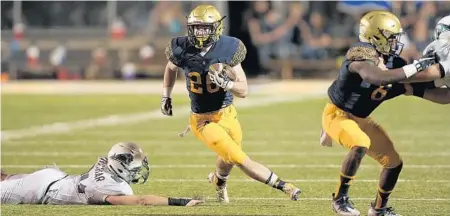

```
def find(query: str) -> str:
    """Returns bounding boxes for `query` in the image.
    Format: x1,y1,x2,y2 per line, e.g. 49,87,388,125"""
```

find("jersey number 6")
188,72,220,94
371,86,388,101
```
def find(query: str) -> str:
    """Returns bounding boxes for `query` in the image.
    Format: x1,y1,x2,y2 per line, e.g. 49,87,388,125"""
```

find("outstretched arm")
105,195,202,206
349,55,437,86
349,61,411,86
403,63,446,83
345,43,437,86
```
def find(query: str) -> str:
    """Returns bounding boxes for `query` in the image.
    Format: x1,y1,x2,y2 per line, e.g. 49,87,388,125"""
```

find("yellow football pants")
189,105,248,165
322,102,402,168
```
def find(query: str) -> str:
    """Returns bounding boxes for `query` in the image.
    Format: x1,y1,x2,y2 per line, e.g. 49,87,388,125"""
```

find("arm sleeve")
229,40,247,67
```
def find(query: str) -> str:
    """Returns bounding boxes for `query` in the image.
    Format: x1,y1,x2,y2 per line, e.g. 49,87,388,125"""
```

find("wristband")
168,197,191,206
402,63,418,78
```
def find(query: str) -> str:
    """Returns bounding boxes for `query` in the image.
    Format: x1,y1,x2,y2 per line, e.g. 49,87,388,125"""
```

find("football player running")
161,5,301,203
320,11,449,216
1,142,202,206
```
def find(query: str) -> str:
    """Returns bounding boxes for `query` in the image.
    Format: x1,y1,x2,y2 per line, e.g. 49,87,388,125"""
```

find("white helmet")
434,15,450,40
107,142,150,184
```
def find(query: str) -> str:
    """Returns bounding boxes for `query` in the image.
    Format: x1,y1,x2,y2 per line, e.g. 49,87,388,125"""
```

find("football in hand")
209,63,237,81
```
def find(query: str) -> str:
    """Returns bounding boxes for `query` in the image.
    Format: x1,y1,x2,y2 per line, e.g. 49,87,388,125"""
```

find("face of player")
188,24,216,49
193,25,213,40
130,156,150,184
387,33,404,56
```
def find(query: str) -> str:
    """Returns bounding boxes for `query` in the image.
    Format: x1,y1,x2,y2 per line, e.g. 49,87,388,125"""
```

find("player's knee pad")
378,151,402,168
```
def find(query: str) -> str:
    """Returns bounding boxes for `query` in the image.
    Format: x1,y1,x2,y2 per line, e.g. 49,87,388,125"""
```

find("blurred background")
1,1,449,82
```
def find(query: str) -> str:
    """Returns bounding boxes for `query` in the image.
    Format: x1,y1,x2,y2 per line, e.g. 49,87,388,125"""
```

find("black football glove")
413,51,438,72
161,97,173,116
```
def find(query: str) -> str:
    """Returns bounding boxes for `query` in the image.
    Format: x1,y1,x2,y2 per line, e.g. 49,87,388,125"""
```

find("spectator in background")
398,32,421,63
298,11,331,59
147,2,185,37
392,1,445,62
247,1,302,69
412,2,436,51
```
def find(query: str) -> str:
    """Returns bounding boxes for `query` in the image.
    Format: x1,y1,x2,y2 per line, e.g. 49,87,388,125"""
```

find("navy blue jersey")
328,42,435,118
165,36,246,113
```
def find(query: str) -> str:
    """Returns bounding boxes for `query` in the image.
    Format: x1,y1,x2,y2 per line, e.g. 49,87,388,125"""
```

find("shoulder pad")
164,37,186,67
345,42,380,65
229,39,247,67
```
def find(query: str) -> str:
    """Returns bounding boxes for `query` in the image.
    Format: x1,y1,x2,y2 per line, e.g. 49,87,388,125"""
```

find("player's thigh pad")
0,168,66,204
360,119,402,168
201,122,248,165
217,105,243,146
322,103,371,149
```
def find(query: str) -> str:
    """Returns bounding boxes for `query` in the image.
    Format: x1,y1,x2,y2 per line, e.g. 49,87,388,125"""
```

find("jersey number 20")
188,72,220,94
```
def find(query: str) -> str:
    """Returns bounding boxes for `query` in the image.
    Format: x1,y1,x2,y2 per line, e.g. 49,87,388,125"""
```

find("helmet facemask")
434,23,450,40
372,29,405,56
130,157,150,184
187,17,225,49
109,153,150,184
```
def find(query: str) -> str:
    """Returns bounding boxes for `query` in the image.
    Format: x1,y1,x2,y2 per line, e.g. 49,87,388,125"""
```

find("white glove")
208,71,234,91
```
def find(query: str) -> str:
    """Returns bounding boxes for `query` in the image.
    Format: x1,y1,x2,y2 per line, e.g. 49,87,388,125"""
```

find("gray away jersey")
423,39,450,87
42,157,133,205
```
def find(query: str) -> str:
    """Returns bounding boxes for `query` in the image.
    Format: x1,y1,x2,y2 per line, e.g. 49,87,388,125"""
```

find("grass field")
1,91,450,216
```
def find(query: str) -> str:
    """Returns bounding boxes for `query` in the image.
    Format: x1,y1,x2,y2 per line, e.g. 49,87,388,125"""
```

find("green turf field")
1,93,449,216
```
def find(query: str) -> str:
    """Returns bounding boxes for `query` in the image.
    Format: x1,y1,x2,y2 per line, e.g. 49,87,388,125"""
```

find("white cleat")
332,194,361,216
282,182,302,201
208,172,230,203
320,128,333,147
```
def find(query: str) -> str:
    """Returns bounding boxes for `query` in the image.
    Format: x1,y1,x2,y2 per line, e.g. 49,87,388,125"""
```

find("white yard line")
3,164,450,169
226,197,450,201
2,151,450,157
149,179,450,183
3,130,447,138
4,139,444,147
1,92,325,141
